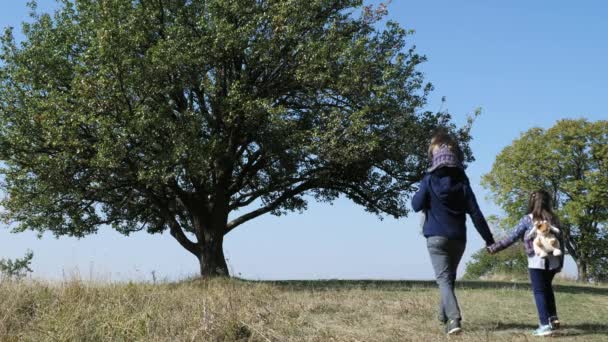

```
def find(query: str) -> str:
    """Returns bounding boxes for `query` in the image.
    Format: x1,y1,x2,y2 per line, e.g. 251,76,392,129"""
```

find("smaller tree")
482,119,608,282
463,244,527,281
587,237,608,282
0,250,33,280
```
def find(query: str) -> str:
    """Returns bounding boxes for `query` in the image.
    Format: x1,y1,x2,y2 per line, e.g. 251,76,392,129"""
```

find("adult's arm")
411,175,429,213
464,184,495,245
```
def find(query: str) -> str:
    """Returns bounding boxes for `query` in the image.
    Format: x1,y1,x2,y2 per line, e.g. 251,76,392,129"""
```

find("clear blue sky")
1,1,606,281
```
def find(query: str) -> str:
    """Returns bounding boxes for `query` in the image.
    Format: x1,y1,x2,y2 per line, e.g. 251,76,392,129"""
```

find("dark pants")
427,236,466,322
529,268,558,326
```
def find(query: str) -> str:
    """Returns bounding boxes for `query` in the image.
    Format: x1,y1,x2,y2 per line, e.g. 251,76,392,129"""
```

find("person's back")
424,167,468,239
413,166,494,244
411,131,494,336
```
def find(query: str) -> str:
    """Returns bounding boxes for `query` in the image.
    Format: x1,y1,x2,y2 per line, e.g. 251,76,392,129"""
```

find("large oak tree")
483,119,608,281
1,0,472,276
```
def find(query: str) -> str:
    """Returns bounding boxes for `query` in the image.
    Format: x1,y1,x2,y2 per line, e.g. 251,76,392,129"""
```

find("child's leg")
545,270,558,318
529,268,552,326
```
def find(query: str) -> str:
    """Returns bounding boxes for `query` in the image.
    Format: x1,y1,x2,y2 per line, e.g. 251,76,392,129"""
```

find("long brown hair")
527,190,555,223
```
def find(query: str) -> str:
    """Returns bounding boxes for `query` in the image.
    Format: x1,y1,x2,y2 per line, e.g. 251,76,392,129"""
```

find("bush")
463,244,527,280
0,250,33,280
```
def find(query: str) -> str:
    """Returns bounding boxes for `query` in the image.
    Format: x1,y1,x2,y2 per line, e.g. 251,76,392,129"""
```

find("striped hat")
428,145,463,172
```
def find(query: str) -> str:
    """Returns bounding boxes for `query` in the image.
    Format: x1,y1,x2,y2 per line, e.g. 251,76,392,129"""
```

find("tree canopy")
483,119,608,282
1,0,472,276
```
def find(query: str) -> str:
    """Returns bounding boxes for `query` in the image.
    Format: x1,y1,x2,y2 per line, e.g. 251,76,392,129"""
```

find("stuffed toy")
527,220,562,258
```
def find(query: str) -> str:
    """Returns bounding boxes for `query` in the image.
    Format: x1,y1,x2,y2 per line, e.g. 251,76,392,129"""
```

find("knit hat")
428,144,463,172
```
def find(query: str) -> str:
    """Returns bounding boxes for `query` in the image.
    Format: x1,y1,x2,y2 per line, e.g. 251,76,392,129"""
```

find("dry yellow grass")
0,278,606,341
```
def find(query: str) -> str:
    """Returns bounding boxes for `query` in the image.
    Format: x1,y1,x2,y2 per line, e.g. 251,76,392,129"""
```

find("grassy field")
0,278,607,341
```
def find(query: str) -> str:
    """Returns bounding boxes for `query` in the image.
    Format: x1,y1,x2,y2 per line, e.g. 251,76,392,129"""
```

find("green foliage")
0,250,33,280
0,0,472,275
463,244,527,280
482,119,608,281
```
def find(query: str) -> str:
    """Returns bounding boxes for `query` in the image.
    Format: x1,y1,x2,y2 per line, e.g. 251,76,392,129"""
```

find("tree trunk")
576,259,588,282
198,233,229,277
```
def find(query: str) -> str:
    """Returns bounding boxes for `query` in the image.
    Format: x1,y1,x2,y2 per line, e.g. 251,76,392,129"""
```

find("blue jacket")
411,167,494,245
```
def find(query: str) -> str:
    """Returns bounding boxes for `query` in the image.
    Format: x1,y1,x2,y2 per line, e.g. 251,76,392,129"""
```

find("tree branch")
167,216,199,257
228,165,332,211
228,148,266,195
225,181,316,233
149,192,200,257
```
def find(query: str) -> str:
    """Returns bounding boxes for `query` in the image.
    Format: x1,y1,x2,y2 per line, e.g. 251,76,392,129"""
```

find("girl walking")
487,190,563,337
412,131,495,335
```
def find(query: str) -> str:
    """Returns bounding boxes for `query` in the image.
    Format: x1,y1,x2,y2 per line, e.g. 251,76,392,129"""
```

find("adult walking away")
411,131,495,335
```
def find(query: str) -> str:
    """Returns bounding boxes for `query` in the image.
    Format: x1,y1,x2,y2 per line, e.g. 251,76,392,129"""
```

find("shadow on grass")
492,322,608,337
562,323,608,337
492,322,537,330
246,279,608,295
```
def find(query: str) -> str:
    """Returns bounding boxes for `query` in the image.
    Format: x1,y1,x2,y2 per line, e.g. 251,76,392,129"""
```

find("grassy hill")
1,278,607,341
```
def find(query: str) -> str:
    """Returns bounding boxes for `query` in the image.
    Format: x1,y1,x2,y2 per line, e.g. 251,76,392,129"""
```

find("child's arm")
464,184,495,245
487,216,529,254
411,175,429,213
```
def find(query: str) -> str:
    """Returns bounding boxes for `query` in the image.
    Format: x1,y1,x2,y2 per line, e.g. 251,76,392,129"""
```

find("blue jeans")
427,236,466,321
529,268,558,325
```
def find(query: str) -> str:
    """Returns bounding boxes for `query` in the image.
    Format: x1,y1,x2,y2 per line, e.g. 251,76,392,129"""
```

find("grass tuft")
0,278,606,341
